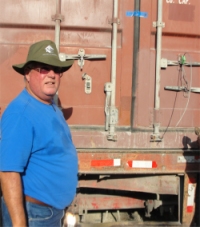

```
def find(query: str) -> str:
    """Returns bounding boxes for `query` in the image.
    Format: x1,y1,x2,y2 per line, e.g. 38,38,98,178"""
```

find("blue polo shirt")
0,89,78,209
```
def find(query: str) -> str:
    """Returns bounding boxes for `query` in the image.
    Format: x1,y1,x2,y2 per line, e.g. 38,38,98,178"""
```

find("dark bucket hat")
12,40,74,75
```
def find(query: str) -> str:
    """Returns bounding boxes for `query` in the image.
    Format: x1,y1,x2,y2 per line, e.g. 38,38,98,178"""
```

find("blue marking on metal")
126,11,148,18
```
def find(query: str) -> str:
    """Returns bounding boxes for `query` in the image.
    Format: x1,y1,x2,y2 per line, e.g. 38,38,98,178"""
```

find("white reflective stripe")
132,161,153,168
187,183,195,206
113,159,121,166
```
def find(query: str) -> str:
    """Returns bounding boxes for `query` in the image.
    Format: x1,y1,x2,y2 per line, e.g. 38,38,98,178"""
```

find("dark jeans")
1,197,64,227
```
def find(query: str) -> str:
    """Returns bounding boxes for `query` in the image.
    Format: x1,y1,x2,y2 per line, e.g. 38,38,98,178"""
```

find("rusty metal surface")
0,0,200,149
78,175,179,195
74,194,145,211
71,129,200,149
76,222,189,227
77,149,200,174
137,0,200,128
0,0,131,127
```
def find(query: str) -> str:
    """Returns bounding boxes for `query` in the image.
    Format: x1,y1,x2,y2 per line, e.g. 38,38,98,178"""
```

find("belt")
25,195,51,207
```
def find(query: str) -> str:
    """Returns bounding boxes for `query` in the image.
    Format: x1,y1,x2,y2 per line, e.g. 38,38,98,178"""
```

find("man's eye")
38,66,61,75
54,68,61,74
40,67,50,73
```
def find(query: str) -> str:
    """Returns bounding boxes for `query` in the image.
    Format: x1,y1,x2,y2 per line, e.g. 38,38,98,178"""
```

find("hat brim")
12,59,74,75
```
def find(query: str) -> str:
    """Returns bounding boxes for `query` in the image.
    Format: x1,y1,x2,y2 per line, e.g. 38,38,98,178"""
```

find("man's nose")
48,70,56,77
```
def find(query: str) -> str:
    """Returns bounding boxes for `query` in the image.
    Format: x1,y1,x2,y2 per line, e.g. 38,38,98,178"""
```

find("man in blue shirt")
0,40,78,227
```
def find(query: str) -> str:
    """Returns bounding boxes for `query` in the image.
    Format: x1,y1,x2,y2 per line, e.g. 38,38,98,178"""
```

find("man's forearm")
0,172,27,227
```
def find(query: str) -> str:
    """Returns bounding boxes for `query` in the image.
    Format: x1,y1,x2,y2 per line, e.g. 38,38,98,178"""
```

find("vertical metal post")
131,0,140,131
151,0,164,142
54,0,61,51
111,0,118,106
53,0,62,106
106,0,119,141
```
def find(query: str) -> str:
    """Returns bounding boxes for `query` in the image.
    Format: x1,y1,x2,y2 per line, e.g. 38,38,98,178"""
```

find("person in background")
0,40,78,227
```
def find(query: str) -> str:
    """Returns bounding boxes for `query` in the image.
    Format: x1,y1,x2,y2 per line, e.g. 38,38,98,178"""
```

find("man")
0,40,78,227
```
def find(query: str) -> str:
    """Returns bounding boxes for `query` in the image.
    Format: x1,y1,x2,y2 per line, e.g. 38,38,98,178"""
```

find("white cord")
175,54,192,127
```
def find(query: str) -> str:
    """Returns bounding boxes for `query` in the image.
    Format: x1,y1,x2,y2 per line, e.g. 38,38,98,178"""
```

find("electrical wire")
162,53,193,139
175,53,192,127
161,70,179,139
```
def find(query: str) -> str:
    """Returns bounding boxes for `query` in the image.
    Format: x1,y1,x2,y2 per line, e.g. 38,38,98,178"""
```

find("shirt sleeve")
0,112,33,172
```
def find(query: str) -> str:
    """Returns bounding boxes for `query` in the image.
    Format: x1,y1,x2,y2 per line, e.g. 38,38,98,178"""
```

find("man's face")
25,63,62,104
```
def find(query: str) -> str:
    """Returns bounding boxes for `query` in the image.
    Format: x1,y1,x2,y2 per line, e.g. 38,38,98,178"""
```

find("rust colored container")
0,0,199,226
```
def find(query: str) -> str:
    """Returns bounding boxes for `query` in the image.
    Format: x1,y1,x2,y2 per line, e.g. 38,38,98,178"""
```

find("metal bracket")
51,14,64,22
108,17,120,25
104,83,118,141
109,107,118,125
150,134,162,142
104,83,113,131
161,58,200,69
153,21,165,28
164,86,200,93
59,49,106,70
106,106,118,141
82,73,92,94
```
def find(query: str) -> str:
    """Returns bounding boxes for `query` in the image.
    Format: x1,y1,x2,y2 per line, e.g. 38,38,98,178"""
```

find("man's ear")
24,72,30,82
24,68,30,82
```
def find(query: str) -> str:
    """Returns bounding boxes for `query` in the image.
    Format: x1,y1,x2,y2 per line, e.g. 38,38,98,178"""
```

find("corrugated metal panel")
0,0,200,148
0,0,133,127
137,0,200,128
